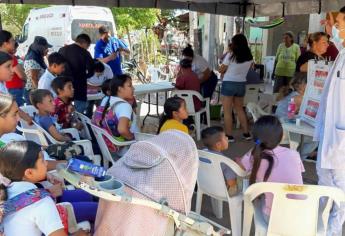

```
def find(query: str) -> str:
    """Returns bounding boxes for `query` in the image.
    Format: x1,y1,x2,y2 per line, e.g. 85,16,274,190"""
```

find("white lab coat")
314,48,345,169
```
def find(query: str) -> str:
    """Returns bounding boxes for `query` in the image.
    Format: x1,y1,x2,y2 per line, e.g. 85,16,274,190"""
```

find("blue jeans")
8,88,24,107
74,100,88,115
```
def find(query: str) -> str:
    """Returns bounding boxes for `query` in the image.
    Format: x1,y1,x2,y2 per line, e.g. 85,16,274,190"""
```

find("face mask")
332,25,345,50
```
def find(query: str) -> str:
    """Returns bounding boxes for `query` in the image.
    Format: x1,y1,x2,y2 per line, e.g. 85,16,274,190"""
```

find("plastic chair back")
262,56,275,80
172,90,198,114
75,112,93,140
243,182,345,236
244,85,260,105
17,125,49,146
88,121,135,168
246,102,269,122
197,150,247,199
20,105,37,117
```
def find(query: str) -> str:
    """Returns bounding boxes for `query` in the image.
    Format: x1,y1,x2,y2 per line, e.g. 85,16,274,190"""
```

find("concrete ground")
138,100,323,235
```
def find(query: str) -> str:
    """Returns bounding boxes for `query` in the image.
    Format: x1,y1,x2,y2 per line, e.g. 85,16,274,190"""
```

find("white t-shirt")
192,55,210,79
4,182,64,236
0,81,8,94
38,69,56,97
111,96,138,133
87,63,113,86
0,133,54,161
222,53,253,82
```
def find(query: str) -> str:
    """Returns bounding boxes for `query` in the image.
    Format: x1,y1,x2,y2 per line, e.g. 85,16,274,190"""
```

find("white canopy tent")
4,0,345,17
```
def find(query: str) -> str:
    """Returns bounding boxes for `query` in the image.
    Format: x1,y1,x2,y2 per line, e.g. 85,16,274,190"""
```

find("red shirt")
53,97,72,129
6,56,24,89
175,69,202,112
323,43,339,61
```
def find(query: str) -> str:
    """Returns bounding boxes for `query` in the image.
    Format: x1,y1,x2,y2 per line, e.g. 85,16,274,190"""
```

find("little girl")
0,93,97,228
157,96,189,134
0,141,88,236
238,115,305,221
92,75,138,157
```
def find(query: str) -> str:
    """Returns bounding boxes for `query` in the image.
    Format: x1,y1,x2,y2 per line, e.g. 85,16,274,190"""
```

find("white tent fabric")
5,0,345,16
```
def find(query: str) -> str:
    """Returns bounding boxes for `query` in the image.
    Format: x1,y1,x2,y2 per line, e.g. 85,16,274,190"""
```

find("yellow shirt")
159,119,189,134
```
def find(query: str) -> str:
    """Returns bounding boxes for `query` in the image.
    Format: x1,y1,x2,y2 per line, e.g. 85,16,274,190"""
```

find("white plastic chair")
171,90,210,140
17,126,49,146
244,84,261,106
147,65,169,82
262,56,275,81
88,122,136,169
196,150,248,236
20,104,37,117
243,182,345,236
17,124,100,165
246,102,270,122
20,105,81,140
74,112,93,140
56,202,91,234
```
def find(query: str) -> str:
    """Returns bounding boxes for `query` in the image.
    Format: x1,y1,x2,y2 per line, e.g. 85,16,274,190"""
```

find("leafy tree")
0,4,47,35
111,7,159,48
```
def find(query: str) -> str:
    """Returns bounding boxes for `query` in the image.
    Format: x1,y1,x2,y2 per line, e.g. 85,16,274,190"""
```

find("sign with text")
299,60,332,126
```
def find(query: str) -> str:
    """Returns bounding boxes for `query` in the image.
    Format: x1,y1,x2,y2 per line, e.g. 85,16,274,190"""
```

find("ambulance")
16,5,116,57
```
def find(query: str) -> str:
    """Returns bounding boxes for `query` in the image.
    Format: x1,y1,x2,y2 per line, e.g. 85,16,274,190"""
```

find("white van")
16,5,116,58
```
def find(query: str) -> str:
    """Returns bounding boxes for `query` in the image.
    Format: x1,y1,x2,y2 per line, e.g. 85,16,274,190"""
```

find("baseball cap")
33,36,52,48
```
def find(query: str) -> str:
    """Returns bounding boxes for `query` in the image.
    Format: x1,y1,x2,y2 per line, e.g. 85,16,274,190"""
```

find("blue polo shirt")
94,37,128,76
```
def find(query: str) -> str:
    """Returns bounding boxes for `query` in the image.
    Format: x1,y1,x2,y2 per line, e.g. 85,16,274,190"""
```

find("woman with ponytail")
238,115,305,220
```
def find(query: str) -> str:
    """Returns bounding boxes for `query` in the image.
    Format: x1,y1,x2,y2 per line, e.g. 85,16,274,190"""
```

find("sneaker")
242,133,252,141
227,135,235,143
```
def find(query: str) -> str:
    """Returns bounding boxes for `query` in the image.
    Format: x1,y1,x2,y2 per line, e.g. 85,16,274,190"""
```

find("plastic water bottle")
287,98,296,120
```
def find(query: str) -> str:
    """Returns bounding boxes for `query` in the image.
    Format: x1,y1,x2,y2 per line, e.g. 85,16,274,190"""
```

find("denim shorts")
221,81,246,97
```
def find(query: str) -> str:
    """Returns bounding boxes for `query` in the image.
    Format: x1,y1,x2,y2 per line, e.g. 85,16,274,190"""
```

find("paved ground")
138,101,321,235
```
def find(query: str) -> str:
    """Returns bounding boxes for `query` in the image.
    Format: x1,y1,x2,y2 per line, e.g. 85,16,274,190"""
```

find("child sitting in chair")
51,76,83,130
31,89,72,142
201,126,239,197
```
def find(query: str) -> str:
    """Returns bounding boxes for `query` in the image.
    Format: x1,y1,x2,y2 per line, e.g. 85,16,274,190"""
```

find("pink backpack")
92,100,133,153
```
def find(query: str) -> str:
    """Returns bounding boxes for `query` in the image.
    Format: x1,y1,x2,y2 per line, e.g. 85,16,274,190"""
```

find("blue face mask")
332,25,345,50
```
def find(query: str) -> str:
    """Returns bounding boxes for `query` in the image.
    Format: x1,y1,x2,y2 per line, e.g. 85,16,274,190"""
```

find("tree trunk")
125,26,132,52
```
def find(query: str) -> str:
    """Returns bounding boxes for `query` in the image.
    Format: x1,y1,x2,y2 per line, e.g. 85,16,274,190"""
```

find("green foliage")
0,4,48,35
111,7,159,36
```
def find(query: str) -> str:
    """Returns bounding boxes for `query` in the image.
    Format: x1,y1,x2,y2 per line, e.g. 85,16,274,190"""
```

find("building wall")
266,14,310,56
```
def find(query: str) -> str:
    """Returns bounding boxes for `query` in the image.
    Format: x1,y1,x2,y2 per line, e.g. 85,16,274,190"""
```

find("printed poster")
299,60,332,126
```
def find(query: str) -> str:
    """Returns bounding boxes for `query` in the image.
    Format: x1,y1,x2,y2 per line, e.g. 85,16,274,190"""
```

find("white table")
134,82,175,126
87,81,174,101
282,121,315,137
282,121,316,159
87,82,175,127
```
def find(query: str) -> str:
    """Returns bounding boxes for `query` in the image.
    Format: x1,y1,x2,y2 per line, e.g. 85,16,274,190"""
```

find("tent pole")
242,16,245,34
282,2,286,17
318,0,322,14
253,4,256,18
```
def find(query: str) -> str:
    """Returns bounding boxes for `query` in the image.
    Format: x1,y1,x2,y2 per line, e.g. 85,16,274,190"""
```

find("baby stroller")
58,130,230,235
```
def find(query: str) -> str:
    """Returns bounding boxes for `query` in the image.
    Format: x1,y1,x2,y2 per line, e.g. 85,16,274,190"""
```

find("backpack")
1,188,69,234
46,141,85,161
92,100,134,152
